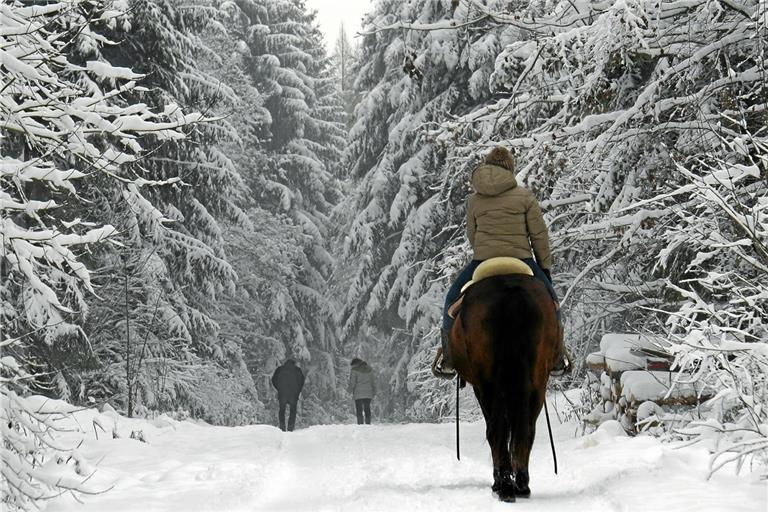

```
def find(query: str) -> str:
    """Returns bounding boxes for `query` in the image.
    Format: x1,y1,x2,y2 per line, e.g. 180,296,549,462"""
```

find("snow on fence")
586,334,711,433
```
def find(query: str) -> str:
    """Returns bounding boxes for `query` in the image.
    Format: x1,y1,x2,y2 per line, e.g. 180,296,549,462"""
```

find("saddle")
448,257,533,319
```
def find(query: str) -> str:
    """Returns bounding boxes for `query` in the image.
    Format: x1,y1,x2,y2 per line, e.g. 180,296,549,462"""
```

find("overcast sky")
306,0,373,49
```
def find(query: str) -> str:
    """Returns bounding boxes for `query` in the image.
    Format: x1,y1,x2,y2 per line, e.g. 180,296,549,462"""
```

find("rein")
456,376,461,460
544,399,558,474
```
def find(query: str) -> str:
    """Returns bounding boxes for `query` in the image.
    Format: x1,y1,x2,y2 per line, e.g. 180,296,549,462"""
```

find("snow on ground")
47,402,766,512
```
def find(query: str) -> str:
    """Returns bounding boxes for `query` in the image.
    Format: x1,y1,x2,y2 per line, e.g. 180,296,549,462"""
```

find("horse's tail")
489,279,541,456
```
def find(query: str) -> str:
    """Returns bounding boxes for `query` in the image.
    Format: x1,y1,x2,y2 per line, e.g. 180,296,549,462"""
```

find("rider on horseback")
434,146,572,379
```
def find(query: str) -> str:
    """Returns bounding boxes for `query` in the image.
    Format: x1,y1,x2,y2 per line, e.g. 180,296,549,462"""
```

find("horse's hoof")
494,488,516,503
513,469,530,497
492,480,517,502
514,484,531,498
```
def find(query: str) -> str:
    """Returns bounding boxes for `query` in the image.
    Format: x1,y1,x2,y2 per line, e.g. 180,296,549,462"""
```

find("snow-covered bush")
1,357,99,510
653,133,768,476
586,131,767,471
668,334,768,477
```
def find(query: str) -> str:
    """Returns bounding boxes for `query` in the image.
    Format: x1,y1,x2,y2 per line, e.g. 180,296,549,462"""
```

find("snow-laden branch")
1,0,213,346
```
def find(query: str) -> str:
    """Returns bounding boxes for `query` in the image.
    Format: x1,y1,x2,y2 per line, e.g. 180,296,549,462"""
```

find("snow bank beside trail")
579,419,627,448
43,400,766,512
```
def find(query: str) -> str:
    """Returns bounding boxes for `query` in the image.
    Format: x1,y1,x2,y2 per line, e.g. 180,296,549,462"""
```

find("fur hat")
484,146,515,172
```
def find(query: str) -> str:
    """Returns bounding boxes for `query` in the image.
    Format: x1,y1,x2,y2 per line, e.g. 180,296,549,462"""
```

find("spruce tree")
211,0,350,422
0,0,237,504
25,0,258,422
337,0,502,418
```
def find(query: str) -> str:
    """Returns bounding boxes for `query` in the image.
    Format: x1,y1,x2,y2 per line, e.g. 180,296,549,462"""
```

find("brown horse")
448,273,560,503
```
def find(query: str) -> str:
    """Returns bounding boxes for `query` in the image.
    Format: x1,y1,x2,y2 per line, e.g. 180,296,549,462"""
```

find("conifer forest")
1,0,766,509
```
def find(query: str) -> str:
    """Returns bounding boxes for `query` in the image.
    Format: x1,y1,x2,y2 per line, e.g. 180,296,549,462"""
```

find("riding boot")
431,328,456,379
550,348,572,377
550,313,572,377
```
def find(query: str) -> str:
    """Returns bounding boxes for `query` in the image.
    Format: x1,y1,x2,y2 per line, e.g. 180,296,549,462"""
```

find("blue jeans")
442,258,559,330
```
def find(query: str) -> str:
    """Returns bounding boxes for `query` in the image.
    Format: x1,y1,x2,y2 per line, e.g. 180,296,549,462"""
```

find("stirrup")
431,349,456,380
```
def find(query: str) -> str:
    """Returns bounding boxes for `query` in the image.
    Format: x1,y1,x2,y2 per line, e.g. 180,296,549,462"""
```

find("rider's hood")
471,164,518,196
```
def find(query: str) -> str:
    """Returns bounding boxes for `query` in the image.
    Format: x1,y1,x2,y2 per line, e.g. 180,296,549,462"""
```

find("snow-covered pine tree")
60,0,264,423
433,0,765,357
0,0,222,505
208,0,350,423
337,0,506,419
331,23,361,122
333,24,356,93
1,0,265,425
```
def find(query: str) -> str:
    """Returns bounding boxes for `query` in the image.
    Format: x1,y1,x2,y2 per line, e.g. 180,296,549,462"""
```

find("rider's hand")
542,268,552,283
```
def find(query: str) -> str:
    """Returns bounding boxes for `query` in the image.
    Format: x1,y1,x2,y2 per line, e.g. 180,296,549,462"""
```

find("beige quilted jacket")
466,164,552,269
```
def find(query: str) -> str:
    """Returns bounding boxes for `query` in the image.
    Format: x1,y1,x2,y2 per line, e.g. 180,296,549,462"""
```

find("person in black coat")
271,359,305,432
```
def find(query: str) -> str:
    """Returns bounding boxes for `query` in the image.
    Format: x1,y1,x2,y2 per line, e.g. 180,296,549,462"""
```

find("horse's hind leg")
476,386,515,502
512,421,534,498
513,391,544,498
492,431,515,502
474,388,500,487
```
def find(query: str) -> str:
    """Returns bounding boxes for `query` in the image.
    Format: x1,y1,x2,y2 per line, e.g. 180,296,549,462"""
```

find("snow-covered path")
48,408,765,512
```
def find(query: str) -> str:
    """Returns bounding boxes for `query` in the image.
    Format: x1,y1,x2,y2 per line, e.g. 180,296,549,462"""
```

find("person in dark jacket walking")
271,359,305,432
348,358,376,424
